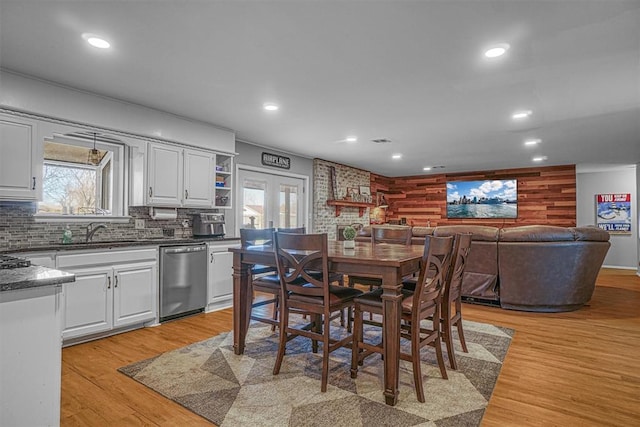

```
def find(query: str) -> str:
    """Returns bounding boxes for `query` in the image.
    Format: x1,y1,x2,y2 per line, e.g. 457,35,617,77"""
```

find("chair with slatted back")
239,228,281,329
350,235,453,403
347,225,412,290
440,233,472,370
272,232,363,392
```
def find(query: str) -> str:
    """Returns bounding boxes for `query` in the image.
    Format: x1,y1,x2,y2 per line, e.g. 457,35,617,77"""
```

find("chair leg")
273,305,289,376
350,304,362,379
434,333,448,380
271,294,279,332
411,322,425,403
443,316,457,370
311,314,322,353
456,319,468,352
321,316,330,392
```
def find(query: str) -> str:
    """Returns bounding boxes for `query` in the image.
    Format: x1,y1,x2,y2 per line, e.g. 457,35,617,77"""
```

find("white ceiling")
1,1,639,177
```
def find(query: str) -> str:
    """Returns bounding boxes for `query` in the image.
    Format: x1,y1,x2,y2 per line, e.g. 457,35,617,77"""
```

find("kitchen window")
37,134,125,217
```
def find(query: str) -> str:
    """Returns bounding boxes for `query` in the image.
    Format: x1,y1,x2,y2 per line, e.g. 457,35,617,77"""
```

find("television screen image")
446,179,517,218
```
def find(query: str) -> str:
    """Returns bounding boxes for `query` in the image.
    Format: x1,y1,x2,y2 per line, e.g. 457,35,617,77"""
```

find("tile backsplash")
0,202,219,251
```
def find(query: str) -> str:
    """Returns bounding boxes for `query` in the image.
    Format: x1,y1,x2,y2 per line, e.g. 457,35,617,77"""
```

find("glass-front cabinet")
214,154,232,209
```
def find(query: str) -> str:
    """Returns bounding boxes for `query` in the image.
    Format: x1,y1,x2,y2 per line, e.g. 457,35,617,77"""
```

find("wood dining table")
229,239,424,406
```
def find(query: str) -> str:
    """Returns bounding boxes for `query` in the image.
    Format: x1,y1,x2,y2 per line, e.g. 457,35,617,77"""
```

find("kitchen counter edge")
1,265,75,293
1,237,241,254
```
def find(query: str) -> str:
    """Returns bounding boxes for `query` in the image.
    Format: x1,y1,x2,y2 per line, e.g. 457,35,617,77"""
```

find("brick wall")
313,159,371,239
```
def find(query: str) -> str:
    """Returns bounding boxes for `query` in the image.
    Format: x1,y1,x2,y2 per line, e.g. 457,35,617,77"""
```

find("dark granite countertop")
1,265,75,292
1,237,241,254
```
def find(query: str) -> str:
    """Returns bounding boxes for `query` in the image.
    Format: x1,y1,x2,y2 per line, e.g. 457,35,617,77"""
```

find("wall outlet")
135,219,145,229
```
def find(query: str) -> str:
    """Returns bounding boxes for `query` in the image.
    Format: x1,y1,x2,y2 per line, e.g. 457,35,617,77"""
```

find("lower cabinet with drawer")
56,248,158,343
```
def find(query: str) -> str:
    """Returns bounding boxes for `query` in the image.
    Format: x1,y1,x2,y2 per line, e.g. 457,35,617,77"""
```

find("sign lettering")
261,152,291,169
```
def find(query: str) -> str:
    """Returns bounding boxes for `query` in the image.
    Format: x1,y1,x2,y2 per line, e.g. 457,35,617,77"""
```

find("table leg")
232,255,251,355
381,270,402,406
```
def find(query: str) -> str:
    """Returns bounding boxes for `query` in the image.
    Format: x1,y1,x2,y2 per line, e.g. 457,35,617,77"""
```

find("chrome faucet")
86,223,108,242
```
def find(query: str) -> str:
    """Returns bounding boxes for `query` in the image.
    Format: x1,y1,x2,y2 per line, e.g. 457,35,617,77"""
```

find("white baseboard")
602,264,638,270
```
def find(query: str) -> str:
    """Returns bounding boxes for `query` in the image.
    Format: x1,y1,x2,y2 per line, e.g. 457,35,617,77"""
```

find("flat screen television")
446,179,517,218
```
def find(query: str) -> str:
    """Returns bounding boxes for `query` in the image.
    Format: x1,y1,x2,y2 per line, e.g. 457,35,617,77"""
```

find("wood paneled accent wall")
371,165,576,227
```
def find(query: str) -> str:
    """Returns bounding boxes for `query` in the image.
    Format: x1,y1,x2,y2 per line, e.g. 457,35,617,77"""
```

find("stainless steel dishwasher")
159,243,207,322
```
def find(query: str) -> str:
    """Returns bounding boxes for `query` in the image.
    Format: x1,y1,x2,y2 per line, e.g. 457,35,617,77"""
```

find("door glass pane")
279,184,298,228
242,179,266,229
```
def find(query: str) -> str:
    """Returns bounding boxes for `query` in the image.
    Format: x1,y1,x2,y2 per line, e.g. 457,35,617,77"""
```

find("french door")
236,167,306,231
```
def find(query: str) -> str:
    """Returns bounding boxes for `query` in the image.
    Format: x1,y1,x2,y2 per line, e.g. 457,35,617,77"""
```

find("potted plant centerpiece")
343,225,357,249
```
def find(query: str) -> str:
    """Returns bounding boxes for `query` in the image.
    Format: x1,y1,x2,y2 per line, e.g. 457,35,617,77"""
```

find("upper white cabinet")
0,114,42,201
184,149,214,207
145,142,221,208
147,143,183,206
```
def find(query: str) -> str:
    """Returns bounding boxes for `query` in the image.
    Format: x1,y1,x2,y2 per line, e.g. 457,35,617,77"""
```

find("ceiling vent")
371,138,392,144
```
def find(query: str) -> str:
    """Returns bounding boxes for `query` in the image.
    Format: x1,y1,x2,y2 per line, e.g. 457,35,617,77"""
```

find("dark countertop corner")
1,265,75,293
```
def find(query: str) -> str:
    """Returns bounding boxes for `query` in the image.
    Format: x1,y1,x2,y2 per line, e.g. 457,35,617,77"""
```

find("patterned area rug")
119,318,513,426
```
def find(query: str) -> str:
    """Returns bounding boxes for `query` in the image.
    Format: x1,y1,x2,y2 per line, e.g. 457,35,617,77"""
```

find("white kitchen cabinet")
147,143,183,206
0,285,62,427
61,266,113,339
57,248,158,343
113,261,157,327
206,241,239,312
184,148,214,207
146,142,216,207
0,113,41,201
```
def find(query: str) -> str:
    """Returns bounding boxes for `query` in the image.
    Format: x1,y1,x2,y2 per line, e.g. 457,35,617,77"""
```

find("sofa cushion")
571,226,610,242
499,225,574,242
411,226,435,237
434,225,499,241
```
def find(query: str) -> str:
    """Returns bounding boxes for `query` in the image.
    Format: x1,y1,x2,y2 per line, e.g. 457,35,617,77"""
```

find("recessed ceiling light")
345,136,358,143
82,33,110,49
263,103,279,111
532,156,548,162
512,110,532,120
484,43,510,58
423,167,432,171
392,154,402,159
524,138,541,146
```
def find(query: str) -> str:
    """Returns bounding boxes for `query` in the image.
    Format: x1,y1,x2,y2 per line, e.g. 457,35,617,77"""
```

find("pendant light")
88,132,100,165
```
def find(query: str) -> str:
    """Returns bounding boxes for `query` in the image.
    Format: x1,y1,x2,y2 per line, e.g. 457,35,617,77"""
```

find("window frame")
35,134,128,221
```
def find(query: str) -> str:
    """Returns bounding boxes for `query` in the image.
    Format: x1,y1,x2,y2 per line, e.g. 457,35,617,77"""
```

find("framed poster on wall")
596,193,631,233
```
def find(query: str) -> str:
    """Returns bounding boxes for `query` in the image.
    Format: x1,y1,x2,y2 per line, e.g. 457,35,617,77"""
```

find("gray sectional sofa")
349,224,610,312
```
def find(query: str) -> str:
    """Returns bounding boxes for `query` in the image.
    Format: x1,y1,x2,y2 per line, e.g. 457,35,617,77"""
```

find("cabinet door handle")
107,277,111,289
115,276,119,288
210,252,214,263
149,186,153,197
32,177,36,190
185,189,189,199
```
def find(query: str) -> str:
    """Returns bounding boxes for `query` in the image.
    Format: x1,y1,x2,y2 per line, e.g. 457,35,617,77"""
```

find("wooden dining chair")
347,226,413,326
277,226,347,326
347,225,412,290
239,228,281,330
272,232,363,392
440,233,472,370
350,235,454,403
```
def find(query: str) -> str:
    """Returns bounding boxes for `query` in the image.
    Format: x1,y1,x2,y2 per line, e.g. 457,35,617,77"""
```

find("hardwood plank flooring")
61,269,640,426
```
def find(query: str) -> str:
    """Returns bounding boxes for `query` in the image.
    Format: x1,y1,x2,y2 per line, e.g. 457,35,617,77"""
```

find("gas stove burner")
0,255,31,269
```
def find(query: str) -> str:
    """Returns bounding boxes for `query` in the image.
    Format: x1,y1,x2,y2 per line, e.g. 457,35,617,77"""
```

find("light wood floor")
61,268,640,426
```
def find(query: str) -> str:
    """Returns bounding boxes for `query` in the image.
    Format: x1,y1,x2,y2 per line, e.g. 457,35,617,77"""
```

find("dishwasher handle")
163,245,206,254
